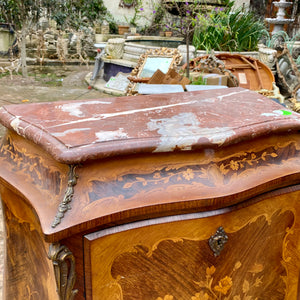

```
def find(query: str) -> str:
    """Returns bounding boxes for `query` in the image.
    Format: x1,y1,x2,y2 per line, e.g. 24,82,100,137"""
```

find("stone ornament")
258,45,277,70
105,38,126,59
276,45,300,97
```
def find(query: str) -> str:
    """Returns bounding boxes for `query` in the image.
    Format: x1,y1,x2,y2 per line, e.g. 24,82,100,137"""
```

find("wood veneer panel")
84,187,300,299
0,186,58,300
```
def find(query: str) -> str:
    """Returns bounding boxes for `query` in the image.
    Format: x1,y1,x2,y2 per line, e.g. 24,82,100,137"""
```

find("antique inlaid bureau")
0,87,300,300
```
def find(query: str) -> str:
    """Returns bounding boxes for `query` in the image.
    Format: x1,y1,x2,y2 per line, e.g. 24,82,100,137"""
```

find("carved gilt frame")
127,47,182,95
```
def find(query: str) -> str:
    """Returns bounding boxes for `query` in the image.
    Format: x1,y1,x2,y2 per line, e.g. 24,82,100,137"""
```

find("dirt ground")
0,64,115,139
0,64,115,298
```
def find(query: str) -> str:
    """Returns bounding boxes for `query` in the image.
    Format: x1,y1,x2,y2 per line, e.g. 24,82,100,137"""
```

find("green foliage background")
0,0,111,30
192,6,267,52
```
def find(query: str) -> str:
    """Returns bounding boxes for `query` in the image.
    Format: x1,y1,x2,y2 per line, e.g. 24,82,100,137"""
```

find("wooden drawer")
84,187,300,300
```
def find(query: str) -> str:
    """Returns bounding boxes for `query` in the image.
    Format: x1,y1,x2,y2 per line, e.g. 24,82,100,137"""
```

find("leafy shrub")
50,0,108,30
192,6,267,52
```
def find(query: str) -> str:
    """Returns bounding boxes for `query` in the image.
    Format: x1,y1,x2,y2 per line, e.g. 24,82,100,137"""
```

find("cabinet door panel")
84,188,300,300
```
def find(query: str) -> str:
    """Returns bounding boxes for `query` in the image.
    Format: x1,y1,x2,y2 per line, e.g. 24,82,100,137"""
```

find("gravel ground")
0,64,114,298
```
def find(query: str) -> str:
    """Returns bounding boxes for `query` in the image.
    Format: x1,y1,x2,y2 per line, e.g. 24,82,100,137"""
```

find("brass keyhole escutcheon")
209,226,228,256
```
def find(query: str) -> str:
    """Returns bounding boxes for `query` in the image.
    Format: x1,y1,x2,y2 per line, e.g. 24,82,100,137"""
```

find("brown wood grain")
0,186,58,300
84,187,300,299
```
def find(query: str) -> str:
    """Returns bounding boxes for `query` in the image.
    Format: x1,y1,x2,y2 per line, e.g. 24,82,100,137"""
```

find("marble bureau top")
0,87,300,164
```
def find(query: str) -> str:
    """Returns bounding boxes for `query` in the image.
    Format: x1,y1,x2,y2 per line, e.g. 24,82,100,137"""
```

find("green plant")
261,30,289,49
98,11,118,34
190,74,206,85
49,0,108,30
138,0,165,34
124,0,144,27
28,71,65,86
192,6,267,52
262,30,300,65
123,0,135,6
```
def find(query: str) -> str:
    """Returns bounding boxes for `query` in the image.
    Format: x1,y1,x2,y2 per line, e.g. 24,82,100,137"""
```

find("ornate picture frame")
127,48,182,95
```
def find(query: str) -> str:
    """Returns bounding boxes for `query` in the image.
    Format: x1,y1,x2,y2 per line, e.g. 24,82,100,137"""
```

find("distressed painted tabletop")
0,87,299,164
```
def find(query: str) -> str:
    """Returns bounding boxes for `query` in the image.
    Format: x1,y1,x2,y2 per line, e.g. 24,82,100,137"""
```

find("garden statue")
90,45,106,81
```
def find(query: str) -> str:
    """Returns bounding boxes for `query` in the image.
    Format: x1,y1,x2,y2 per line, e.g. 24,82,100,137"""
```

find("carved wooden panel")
84,188,300,299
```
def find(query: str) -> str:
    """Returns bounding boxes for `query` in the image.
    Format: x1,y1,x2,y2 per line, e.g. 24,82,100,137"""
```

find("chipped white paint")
95,128,128,142
10,116,21,135
147,112,236,152
52,128,91,137
56,100,112,117
200,98,215,103
217,89,248,101
49,100,199,128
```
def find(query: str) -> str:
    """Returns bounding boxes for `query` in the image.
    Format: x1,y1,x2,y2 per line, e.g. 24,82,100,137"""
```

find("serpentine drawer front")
0,88,300,299
84,187,300,300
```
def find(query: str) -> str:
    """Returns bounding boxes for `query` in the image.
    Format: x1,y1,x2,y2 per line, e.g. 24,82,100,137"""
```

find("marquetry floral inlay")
88,143,298,202
0,135,63,195
109,211,291,300
122,148,280,190
156,261,264,300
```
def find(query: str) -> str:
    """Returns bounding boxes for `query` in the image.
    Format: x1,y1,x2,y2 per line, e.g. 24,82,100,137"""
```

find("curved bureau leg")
0,186,58,299
48,243,78,300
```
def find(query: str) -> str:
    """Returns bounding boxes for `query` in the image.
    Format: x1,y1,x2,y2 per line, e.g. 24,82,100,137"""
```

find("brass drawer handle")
209,227,228,256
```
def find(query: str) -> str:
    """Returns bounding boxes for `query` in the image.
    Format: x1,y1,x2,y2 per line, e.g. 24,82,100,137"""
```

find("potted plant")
165,30,172,37
118,24,130,35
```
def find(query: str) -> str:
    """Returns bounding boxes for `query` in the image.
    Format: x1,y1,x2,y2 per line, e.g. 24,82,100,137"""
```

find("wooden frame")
276,45,300,97
127,48,182,95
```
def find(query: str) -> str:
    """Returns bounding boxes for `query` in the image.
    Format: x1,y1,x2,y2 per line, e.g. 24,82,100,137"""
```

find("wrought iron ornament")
52,165,78,228
48,243,78,300
209,226,228,256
